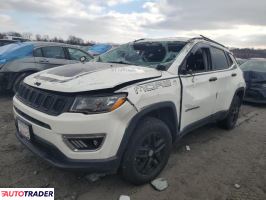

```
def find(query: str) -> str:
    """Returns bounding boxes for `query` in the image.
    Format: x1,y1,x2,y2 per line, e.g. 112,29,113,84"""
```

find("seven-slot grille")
16,83,75,116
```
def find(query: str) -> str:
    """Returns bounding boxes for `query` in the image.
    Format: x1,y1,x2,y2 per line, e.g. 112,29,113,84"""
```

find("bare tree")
35,34,42,41
22,32,33,40
67,35,84,45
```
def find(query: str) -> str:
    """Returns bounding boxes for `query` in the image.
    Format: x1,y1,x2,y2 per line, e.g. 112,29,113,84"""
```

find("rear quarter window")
33,48,42,57
210,47,229,70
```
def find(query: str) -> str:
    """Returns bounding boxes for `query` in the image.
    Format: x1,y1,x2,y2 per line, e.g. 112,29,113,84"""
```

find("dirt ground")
0,92,265,200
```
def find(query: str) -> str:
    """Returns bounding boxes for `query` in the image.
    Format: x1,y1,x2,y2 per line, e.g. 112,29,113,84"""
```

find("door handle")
209,77,217,82
39,59,49,63
231,73,237,77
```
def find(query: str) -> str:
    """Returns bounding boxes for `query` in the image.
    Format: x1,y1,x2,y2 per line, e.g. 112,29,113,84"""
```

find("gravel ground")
0,92,265,200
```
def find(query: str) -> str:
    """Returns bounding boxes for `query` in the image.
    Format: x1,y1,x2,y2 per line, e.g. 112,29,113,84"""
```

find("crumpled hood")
24,62,161,93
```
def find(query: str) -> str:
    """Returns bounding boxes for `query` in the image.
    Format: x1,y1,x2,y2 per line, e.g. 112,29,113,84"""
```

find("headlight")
70,94,127,114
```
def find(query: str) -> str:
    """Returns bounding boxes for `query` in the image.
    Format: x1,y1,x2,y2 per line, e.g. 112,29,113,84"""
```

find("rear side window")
210,47,229,70
67,48,92,61
42,46,65,59
33,48,42,57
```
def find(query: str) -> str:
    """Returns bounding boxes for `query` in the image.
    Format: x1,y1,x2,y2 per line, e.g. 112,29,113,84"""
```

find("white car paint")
13,37,246,165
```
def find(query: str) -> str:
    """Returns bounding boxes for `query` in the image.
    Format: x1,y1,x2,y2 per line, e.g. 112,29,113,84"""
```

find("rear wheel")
218,95,241,130
121,117,172,185
12,72,32,93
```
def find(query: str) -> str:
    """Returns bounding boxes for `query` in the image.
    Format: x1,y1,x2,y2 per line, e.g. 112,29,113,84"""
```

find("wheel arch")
234,87,245,102
117,101,178,159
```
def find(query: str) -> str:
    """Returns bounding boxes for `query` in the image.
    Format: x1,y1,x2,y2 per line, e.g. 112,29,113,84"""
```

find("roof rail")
133,38,145,43
188,35,226,48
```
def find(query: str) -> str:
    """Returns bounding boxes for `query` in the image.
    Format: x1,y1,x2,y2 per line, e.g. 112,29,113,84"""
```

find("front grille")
16,83,75,116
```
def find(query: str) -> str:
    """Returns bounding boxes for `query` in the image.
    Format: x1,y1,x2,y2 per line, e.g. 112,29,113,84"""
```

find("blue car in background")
0,42,93,92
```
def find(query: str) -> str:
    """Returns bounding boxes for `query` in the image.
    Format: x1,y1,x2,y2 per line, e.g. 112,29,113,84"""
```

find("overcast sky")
1,0,266,48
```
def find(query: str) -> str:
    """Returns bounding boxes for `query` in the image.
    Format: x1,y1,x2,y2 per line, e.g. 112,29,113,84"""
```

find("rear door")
34,46,69,70
179,43,217,132
209,47,239,113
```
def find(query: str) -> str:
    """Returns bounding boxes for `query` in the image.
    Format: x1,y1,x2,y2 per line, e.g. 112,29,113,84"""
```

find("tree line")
1,31,266,58
0,31,94,46
231,48,266,59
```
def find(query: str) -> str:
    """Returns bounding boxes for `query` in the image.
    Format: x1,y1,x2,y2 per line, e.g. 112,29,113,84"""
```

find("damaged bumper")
244,87,266,104
15,129,120,172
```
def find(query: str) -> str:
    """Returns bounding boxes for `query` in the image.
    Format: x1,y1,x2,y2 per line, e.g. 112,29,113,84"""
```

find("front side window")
67,48,92,61
210,47,229,70
184,48,210,73
96,41,186,69
41,46,65,59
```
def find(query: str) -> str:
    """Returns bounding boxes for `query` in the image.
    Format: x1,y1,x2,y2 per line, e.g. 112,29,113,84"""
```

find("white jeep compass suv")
13,36,246,184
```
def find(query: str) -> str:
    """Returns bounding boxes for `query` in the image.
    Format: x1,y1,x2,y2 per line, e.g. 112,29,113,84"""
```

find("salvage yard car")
13,36,246,184
0,39,19,47
0,42,93,92
241,58,266,103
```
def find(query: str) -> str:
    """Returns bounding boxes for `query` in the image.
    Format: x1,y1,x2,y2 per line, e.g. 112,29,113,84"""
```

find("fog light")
63,134,105,151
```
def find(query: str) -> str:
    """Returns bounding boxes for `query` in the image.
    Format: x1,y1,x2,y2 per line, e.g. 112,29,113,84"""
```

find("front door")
179,44,217,133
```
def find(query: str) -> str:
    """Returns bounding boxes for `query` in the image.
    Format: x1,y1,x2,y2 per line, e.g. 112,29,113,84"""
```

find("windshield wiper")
108,61,133,65
156,64,167,71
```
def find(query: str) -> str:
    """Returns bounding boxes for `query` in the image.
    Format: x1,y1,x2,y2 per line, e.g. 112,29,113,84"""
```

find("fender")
116,101,178,159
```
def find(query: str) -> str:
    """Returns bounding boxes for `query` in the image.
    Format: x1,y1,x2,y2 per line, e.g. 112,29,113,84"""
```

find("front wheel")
121,117,172,185
218,95,241,130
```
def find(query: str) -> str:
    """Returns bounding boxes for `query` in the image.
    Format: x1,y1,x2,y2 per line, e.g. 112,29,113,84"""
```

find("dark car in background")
0,42,93,92
241,58,266,103
0,39,19,47
236,58,248,65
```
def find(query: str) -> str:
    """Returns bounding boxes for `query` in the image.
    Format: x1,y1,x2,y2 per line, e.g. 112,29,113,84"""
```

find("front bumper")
13,96,137,170
15,129,120,172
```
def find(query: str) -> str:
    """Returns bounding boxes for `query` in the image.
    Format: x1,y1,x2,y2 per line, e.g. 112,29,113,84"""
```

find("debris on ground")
119,195,130,200
186,145,191,151
151,178,168,191
85,173,106,183
236,112,258,127
33,170,38,175
234,183,241,189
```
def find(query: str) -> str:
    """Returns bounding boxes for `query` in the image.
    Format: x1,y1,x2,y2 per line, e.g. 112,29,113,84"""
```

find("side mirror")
187,69,193,75
80,56,86,63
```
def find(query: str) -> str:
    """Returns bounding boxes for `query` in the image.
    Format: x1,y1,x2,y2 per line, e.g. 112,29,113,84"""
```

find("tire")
218,95,241,130
121,117,172,185
12,72,31,93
